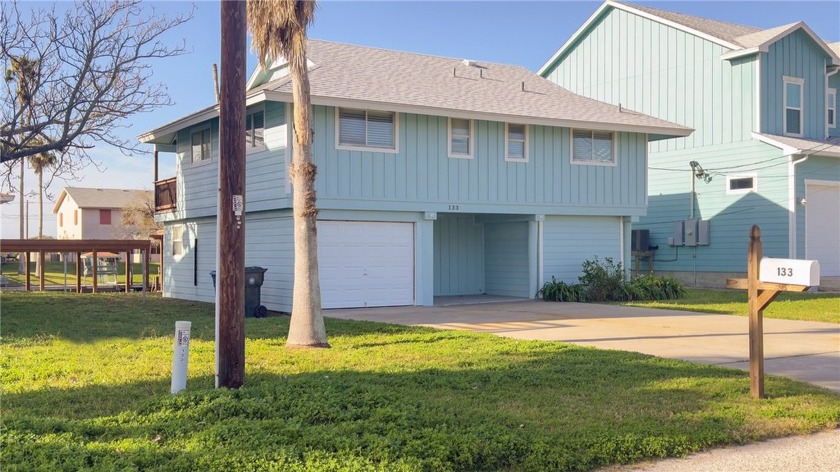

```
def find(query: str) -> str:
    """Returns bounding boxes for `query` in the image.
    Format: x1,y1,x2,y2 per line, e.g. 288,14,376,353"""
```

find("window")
505,123,528,162
572,129,615,165
59,213,63,227
191,128,212,163
448,118,473,158
726,174,757,195
828,88,836,129
99,209,111,225
74,210,78,225
337,108,397,152
172,225,185,256
783,76,804,136
245,109,265,150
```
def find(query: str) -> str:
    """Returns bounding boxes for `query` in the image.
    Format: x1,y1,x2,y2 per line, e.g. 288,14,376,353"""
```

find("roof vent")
462,59,476,67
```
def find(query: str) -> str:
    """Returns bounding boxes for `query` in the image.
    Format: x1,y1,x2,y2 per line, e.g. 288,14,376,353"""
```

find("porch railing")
154,177,177,213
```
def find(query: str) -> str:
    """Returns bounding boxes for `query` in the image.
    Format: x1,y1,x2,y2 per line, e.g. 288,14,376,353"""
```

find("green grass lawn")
1,260,160,286
2,292,839,471
620,289,840,324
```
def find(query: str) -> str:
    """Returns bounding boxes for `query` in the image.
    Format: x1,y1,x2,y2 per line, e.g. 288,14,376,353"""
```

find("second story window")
783,76,804,136
505,123,528,162
337,108,397,152
828,88,836,129
246,109,265,150
99,209,111,225
448,118,473,158
191,128,212,163
572,129,615,165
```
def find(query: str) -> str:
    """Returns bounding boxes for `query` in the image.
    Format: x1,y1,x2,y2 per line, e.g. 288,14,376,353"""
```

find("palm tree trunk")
286,29,328,348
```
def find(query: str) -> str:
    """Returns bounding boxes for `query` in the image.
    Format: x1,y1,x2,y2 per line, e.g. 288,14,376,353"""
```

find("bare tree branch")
0,0,193,179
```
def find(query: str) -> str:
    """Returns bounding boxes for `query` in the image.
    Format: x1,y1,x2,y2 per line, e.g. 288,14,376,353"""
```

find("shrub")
537,277,588,302
579,257,628,302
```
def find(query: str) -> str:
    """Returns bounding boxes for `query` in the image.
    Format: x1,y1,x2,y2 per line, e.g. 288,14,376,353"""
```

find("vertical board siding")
162,211,294,312
484,222,530,297
434,214,485,296
542,216,620,283
830,74,840,138
637,140,790,272
762,30,831,139
313,106,648,212
795,156,840,260
543,7,755,151
175,103,289,219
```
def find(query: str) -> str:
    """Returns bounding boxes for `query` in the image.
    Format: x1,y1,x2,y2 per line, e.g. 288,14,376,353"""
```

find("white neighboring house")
52,187,160,262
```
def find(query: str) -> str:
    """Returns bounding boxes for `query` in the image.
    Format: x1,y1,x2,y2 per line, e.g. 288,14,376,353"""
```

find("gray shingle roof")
261,40,690,135
55,187,151,212
733,22,802,49
755,133,840,158
829,42,840,56
617,1,760,45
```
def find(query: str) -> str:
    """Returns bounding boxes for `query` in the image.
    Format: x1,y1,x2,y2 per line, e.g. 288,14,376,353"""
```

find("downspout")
789,154,809,258
756,53,762,132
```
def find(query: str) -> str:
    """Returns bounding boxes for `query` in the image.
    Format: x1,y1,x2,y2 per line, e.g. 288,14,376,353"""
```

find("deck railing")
154,177,177,213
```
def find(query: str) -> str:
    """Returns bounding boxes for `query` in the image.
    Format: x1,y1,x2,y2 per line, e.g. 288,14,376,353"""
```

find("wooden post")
92,251,98,294
24,252,30,291
747,226,764,399
154,150,159,182
75,252,82,293
217,0,247,389
144,248,150,292
38,250,45,291
125,251,131,293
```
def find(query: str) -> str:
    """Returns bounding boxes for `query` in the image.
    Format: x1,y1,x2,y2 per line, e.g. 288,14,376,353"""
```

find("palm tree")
29,151,57,239
247,0,327,347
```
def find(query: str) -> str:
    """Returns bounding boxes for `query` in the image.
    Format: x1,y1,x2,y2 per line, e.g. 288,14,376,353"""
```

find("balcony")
154,177,177,213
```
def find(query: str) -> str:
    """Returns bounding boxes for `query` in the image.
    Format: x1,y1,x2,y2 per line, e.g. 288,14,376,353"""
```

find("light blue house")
540,1,840,285
140,40,689,310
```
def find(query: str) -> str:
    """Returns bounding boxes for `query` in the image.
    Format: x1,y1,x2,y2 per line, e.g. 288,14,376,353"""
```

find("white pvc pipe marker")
171,321,192,394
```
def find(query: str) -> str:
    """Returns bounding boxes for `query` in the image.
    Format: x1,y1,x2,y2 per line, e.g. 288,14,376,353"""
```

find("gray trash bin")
209,267,268,318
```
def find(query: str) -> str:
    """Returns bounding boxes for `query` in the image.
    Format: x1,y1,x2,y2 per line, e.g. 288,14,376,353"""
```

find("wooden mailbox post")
726,225,819,399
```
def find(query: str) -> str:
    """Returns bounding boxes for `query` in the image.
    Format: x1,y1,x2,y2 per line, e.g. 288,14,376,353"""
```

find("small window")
726,174,757,195
172,225,185,256
572,129,615,165
505,123,528,162
337,108,397,152
448,118,473,158
783,76,804,136
74,210,78,225
99,209,111,225
191,128,212,163
246,109,265,150
828,88,836,129
59,213,63,227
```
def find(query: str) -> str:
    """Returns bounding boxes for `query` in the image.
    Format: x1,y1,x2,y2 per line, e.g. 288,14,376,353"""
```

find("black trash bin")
209,267,268,318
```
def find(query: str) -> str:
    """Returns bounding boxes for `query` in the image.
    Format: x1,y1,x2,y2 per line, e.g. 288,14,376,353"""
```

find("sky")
2,0,839,239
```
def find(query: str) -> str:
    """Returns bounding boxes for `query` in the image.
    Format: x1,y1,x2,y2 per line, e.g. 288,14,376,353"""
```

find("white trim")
721,47,761,60
538,0,742,76
783,76,804,137
504,123,529,162
570,129,618,167
755,54,762,132
447,117,474,159
827,87,836,130
722,22,840,65
334,107,400,154
537,219,544,289
725,173,758,195
751,132,801,155
619,217,625,273
804,180,840,264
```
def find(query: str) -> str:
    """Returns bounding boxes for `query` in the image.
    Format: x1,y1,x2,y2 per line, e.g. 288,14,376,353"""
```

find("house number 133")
776,267,793,277
448,204,460,211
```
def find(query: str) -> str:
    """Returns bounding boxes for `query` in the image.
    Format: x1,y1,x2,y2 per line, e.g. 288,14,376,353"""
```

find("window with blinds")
246,109,265,150
505,123,528,162
337,108,396,151
191,128,212,163
449,118,472,158
572,129,614,164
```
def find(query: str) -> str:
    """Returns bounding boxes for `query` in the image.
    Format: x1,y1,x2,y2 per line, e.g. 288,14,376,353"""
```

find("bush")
541,258,686,303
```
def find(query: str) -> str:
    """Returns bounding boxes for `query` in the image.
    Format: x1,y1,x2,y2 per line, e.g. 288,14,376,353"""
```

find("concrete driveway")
326,300,840,393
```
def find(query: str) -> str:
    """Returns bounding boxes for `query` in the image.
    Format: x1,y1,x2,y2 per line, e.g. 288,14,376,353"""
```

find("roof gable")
53,187,151,213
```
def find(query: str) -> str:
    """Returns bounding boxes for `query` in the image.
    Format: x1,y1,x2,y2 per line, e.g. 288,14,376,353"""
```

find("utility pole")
216,0,246,389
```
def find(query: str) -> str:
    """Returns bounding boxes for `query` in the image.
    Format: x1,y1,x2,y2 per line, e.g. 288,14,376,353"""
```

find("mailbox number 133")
777,267,794,277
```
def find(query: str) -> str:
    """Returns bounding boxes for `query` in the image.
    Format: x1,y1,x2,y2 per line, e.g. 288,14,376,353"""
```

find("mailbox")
759,258,820,286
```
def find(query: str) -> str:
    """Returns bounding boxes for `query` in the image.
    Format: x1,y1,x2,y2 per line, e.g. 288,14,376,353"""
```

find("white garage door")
806,182,840,276
318,221,415,308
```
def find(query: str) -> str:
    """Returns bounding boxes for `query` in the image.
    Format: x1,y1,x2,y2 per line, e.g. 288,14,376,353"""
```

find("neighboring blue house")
139,40,689,310
540,1,840,285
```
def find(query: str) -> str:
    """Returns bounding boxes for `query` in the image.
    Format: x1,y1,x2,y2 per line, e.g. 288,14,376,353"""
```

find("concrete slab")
326,300,840,393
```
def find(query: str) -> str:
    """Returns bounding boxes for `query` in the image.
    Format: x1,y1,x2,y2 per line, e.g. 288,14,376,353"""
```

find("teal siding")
172,103,289,219
638,140,790,272
542,6,755,152
310,105,648,215
761,30,832,139
484,222,530,297
542,216,620,283
434,214,484,296
794,156,840,260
